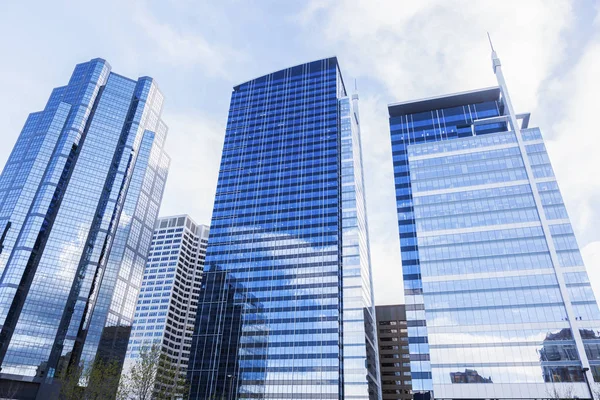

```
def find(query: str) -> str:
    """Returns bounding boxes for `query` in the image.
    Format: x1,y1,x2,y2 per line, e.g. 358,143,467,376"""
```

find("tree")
124,344,161,400
121,343,190,400
546,384,575,399
153,358,189,400
85,358,123,400
58,358,126,400
58,363,85,400
592,382,600,400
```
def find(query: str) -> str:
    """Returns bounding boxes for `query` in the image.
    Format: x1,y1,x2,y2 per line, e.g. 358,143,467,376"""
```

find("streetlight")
583,367,594,400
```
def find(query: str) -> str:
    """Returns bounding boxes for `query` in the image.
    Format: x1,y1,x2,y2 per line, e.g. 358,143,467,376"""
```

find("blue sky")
1,0,599,305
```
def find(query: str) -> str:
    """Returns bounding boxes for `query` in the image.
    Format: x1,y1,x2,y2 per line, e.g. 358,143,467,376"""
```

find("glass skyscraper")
124,215,208,396
188,57,381,399
0,58,169,398
388,50,600,398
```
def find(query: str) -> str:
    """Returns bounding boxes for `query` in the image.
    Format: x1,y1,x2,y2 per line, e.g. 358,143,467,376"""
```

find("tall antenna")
488,32,501,74
487,32,495,52
354,78,357,91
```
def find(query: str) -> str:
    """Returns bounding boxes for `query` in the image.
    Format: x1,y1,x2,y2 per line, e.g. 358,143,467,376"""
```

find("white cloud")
300,0,572,110
538,12,600,302
132,3,241,78
159,111,225,224
545,37,600,246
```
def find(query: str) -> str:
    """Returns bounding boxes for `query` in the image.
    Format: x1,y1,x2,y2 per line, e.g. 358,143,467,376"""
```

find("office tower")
376,305,412,400
387,48,600,399
0,58,169,398
187,57,381,399
123,215,208,395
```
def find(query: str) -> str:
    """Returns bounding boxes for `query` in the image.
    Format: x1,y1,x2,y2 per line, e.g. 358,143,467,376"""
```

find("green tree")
58,363,85,400
58,358,126,400
121,344,190,400
123,344,160,400
85,358,123,400
154,355,189,400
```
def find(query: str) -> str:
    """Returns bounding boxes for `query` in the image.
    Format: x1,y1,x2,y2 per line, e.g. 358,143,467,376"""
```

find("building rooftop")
388,86,501,117
375,304,406,321
155,214,209,230
233,56,341,91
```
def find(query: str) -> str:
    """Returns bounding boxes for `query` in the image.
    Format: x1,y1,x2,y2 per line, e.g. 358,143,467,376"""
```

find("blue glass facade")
0,59,169,397
188,57,380,399
389,87,600,398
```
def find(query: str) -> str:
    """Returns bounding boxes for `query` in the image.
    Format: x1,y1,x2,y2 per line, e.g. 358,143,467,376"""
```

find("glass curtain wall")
188,57,380,400
388,88,600,399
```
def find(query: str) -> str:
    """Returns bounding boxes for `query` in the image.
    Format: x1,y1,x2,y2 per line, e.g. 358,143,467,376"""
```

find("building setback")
376,305,412,400
187,57,381,399
123,215,208,395
388,49,600,399
0,58,169,399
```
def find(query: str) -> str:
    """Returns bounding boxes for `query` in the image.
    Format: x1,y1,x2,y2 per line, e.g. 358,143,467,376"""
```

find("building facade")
388,50,600,399
0,58,169,398
187,57,381,399
376,305,412,400
123,215,208,395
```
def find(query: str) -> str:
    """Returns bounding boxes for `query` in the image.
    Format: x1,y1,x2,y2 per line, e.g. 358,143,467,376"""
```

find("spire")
487,32,494,51
352,78,359,101
488,32,501,73
488,35,515,130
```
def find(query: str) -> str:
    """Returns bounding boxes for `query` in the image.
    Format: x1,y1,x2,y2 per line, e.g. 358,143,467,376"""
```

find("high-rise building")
375,305,412,400
0,58,169,398
187,57,381,399
123,215,208,395
388,49,600,398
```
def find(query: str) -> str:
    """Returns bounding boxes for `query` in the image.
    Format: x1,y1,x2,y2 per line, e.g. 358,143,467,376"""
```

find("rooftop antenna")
488,33,514,126
488,32,501,74
352,78,359,100
487,32,494,52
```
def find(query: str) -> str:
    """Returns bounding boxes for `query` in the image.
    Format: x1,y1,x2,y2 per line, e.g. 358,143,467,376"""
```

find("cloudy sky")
1,0,599,305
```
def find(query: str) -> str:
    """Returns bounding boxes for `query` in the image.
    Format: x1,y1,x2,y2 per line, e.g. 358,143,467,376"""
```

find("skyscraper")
375,305,412,400
388,49,600,398
124,215,208,396
0,58,169,398
187,57,381,399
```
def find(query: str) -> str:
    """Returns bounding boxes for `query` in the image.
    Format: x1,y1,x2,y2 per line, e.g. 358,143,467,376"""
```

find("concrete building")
124,215,208,396
376,305,412,400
